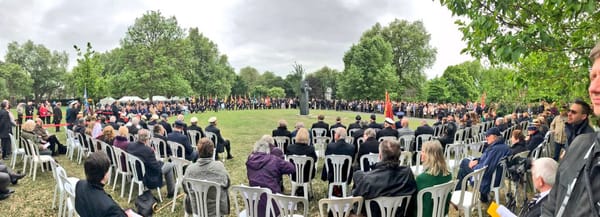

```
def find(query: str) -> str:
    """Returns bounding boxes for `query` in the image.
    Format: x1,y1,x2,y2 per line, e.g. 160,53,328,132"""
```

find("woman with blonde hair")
20,120,52,156
98,126,116,146
415,140,452,217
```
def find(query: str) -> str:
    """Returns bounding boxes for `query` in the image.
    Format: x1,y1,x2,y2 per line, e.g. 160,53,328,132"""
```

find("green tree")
284,62,304,97
119,10,192,99
258,71,286,89
267,87,285,98
0,62,33,100
68,42,107,100
441,61,479,103
338,35,398,100
362,20,437,97
230,74,249,97
251,85,269,97
4,40,68,102
425,77,449,103
239,66,261,90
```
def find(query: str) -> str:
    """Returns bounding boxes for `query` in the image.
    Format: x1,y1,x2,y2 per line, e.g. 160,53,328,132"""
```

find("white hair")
253,139,271,154
335,127,347,140
531,157,558,186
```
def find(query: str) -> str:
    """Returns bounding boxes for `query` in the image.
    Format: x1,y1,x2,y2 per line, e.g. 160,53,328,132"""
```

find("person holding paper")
520,157,557,217
20,120,52,156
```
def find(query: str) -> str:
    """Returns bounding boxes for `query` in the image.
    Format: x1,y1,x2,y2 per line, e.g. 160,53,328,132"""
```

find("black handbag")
135,190,157,217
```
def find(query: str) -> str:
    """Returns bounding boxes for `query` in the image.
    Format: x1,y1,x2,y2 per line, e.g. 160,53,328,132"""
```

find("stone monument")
300,80,311,115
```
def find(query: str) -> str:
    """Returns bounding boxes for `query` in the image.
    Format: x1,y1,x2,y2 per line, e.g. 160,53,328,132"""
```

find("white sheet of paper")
497,205,517,217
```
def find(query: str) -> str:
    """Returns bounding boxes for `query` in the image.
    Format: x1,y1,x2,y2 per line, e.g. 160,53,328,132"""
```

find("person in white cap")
205,117,233,159
188,117,205,138
376,117,399,139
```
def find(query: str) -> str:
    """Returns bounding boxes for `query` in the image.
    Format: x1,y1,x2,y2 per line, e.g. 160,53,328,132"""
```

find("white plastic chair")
399,151,413,167
365,195,412,217
182,178,222,217
205,132,221,161
23,138,54,181
99,141,115,187
231,185,273,217
187,130,202,149
450,166,488,217
52,162,80,217
359,153,379,172
344,136,354,145
168,141,186,159
318,196,363,217
445,143,465,175
112,147,132,198
313,137,330,158
171,157,192,212
59,168,78,217
411,152,423,175
76,133,92,164
65,128,81,161
311,128,327,138
151,137,169,160
127,153,163,203
274,136,291,153
348,129,360,138
270,193,309,217
415,134,433,151
417,180,457,217
491,160,508,204
324,155,352,198
287,155,315,200
9,133,25,169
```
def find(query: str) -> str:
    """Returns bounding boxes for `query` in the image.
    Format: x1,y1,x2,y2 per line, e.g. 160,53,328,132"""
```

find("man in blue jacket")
456,127,511,203
168,120,197,161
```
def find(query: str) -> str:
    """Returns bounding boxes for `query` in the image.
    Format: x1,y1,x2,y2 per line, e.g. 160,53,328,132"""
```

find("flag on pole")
384,91,394,120
83,86,90,115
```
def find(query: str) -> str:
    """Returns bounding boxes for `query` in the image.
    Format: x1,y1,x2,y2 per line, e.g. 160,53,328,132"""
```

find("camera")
503,155,531,182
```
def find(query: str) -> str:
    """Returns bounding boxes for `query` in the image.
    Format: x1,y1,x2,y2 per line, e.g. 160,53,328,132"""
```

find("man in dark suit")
414,120,434,138
377,118,399,139
526,125,544,152
329,116,346,131
159,114,172,135
187,117,205,139
352,121,369,147
127,129,175,198
311,114,330,137
347,115,362,134
521,157,557,217
368,114,382,129
355,128,379,172
0,101,15,160
321,128,355,197
75,152,131,216
53,102,62,132
205,117,233,159
25,101,34,121
168,120,197,161
66,101,80,130
272,119,292,138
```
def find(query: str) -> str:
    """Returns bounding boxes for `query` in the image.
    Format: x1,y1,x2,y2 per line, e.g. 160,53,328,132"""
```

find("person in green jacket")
415,140,452,217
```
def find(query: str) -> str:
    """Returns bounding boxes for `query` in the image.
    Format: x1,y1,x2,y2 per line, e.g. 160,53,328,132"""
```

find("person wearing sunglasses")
565,99,594,149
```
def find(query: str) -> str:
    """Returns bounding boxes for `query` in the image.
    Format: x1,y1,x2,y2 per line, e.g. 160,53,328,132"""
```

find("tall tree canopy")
0,62,33,100
68,42,107,100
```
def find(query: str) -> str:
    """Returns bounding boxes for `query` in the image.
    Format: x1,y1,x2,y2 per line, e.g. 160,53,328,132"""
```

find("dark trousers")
45,135,63,155
45,116,51,125
0,138,10,159
216,140,232,157
456,158,489,202
553,142,564,161
0,163,13,194
54,118,61,132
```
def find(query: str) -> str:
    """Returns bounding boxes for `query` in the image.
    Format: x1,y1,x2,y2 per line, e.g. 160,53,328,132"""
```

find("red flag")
481,92,487,108
384,91,394,120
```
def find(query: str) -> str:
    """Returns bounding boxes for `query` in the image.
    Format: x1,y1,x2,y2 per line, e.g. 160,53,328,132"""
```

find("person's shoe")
226,155,234,160
1,189,15,194
11,173,25,185
0,193,10,200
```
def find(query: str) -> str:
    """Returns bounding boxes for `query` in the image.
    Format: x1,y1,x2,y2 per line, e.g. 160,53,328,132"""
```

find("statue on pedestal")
299,80,311,115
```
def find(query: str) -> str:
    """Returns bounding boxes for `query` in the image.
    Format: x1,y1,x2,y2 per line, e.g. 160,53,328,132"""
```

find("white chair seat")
451,190,475,208
411,166,422,175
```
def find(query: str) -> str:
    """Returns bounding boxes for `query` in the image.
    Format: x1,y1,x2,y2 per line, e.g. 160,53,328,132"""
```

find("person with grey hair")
260,135,284,159
355,128,379,172
290,121,304,138
321,127,355,197
108,116,119,131
522,157,557,217
246,137,294,217
126,129,176,198
272,120,292,152
127,117,141,135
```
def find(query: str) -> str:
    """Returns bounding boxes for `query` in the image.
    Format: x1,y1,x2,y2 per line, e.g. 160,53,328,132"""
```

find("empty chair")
112,147,131,198
9,133,25,169
359,153,380,172
59,168,78,217
415,134,433,152
324,155,352,198
171,157,192,212
399,151,413,167
51,161,80,217
182,178,223,217
287,155,315,200
270,193,309,217
313,137,330,158
65,128,81,161
365,195,412,217
273,136,291,153
450,166,487,217
416,180,456,217
231,185,273,217
318,196,364,217
398,135,415,152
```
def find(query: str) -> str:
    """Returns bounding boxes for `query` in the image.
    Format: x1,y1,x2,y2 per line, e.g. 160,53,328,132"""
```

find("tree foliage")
305,66,339,99
68,42,107,100
338,35,398,100
267,87,285,98
0,62,33,100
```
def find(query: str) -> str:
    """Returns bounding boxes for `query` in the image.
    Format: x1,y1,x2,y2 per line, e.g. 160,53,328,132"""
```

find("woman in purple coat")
246,137,295,217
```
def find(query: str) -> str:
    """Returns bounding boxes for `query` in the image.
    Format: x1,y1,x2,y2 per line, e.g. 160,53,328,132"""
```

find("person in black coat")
510,130,528,155
352,121,369,147
329,116,346,131
285,128,317,185
377,118,399,139
311,114,330,137
355,128,379,172
159,114,172,135
0,101,15,159
75,152,129,217
168,120,197,161
25,101,34,121
414,120,434,138
321,128,355,195
66,101,80,130
526,125,544,152
272,120,292,138
367,114,382,129
53,102,62,132
347,115,362,133
187,117,205,139
205,117,233,159
126,129,175,198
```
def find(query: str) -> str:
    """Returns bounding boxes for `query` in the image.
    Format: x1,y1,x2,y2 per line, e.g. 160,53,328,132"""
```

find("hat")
140,115,147,120
208,117,217,123
355,115,361,121
485,127,502,137
190,117,198,123
370,114,376,120
69,101,78,106
384,117,394,125
151,114,159,120
174,120,185,127
527,124,538,131
161,113,168,118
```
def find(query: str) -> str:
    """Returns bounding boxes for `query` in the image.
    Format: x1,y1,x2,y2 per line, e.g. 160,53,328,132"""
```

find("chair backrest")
270,193,309,217
273,136,291,152
348,129,360,138
231,185,272,217
9,133,17,150
126,153,145,182
99,141,116,166
182,178,221,217
366,195,412,217
128,134,137,142
415,134,433,151
170,157,191,183
417,180,457,217
167,141,185,159
150,137,169,159
83,134,96,152
205,132,218,147
287,155,314,184
466,142,484,157
399,151,412,166
345,136,354,145
59,167,77,217
398,135,415,151
187,130,202,148
325,155,352,184
360,153,380,172
357,137,365,146
515,151,530,159
94,139,109,153
455,166,487,207
318,196,364,217
454,129,465,144
378,136,397,143
112,148,129,173
311,128,327,138
491,158,508,190
23,138,41,159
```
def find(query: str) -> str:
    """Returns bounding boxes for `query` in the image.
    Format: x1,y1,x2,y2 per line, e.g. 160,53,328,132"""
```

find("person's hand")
468,160,478,169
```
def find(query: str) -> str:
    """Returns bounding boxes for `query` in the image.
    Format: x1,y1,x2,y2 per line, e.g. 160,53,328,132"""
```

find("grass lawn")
3,109,436,217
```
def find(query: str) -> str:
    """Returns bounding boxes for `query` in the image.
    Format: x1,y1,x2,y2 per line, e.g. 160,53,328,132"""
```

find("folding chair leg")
171,183,179,212
112,173,119,192
121,176,127,198
156,187,163,202
32,162,38,181
128,182,135,203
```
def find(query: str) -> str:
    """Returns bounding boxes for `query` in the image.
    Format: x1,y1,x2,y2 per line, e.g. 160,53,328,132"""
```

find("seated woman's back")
415,140,452,217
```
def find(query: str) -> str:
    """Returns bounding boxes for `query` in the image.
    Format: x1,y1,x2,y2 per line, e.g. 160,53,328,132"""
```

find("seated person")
205,117,233,160
286,128,317,196
414,120,434,138
0,161,25,200
352,139,417,217
272,119,292,152
152,125,171,157
290,122,304,138
526,124,544,152
355,128,379,172
98,126,115,146
168,120,198,161
183,138,230,216
510,130,528,155
347,115,362,134
246,138,294,217
377,118,399,139
20,120,52,155
73,118,86,136
311,115,330,137
416,140,452,217
329,116,346,131
368,114,382,129
187,117,205,140
521,157,557,217
321,128,355,197
33,118,65,155
126,129,176,198
397,118,415,137
438,115,457,148
456,127,511,203
75,152,135,216
259,135,284,159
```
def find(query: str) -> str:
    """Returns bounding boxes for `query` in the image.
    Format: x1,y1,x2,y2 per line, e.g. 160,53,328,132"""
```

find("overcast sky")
0,0,471,79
